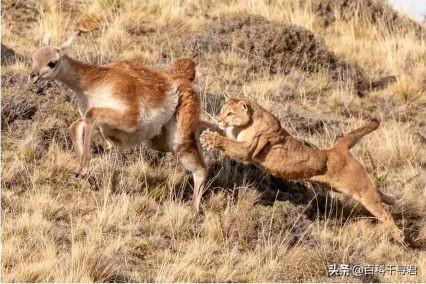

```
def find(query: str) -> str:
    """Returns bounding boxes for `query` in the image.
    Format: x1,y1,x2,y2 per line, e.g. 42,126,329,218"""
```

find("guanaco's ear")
41,32,51,46
238,100,250,113
59,34,75,52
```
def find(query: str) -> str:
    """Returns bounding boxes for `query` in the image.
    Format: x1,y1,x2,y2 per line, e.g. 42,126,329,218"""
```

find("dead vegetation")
187,13,369,93
1,0,425,282
309,0,425,36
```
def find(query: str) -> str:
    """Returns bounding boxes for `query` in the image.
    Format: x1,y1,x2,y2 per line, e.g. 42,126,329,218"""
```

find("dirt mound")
1,89,38,128
264,101,342,134
22,115,71,157
310,0,425,36
233,22,367,84
1,44,23,65
187,13,372,94
1,0,39,36
187,13,270,54
2,77,81,158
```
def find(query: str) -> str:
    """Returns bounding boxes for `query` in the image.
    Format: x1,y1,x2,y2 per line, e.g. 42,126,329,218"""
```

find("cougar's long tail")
334,119,380,150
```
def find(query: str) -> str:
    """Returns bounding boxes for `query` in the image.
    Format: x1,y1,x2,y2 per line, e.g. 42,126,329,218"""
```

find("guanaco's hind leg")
173,82,207,212
176,142,207,212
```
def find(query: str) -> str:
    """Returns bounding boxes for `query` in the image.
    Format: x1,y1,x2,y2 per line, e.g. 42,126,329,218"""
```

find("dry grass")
2,0,425,282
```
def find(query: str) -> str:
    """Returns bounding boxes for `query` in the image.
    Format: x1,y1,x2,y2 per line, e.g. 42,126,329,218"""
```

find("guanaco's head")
30,34,74,84
217,98,252,129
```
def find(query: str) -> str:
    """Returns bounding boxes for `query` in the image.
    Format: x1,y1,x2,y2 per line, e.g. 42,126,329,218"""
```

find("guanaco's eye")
47,60,57,68
227,112,233,116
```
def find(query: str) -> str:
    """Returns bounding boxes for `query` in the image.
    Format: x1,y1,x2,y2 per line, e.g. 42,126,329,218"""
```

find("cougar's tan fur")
200,98,403,242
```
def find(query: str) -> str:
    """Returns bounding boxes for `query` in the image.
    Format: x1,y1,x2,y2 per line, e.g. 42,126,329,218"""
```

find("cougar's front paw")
200,129,221,150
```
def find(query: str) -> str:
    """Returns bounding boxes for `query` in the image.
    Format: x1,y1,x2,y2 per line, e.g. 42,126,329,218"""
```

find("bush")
187,13,369,93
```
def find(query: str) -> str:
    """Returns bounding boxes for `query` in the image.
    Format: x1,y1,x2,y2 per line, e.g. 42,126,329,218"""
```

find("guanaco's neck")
55,55,101,94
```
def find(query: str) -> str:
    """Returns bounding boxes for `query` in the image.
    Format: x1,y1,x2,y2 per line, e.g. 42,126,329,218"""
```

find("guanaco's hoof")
74,171,99,191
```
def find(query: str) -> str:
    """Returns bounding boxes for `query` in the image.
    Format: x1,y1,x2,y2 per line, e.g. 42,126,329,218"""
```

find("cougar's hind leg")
317,150,404,242
353,186,404,242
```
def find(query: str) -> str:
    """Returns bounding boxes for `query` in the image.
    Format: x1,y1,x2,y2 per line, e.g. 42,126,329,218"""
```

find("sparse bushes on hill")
187,13,377,95
1,0,425,282
1,91,38,128
309,0,425,36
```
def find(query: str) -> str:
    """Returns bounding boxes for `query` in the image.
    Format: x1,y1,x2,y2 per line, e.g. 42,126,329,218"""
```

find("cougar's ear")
41,32,51,46
238,100,250,113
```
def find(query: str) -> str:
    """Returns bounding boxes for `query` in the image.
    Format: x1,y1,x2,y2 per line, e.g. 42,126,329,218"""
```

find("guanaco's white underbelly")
88,85,179,148
77,86,127,116
86,85,128,113
98,117,178,149
137,92,178,139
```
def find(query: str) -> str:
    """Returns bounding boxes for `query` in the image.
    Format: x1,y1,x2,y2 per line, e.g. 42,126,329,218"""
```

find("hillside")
1,0,425,282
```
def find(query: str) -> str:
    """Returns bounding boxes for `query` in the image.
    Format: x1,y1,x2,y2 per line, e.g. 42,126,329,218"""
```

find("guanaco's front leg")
79,117,94,176
69,118,85,158
200,129,252,162
69,117,98,190
77,107,136,190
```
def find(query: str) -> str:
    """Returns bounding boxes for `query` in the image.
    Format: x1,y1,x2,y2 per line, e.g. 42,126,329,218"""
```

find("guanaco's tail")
334,119,380,150
174,81,200,148
170,58,196,82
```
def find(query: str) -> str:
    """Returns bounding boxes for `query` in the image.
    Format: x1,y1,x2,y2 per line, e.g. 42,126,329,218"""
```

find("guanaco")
30,35,207,211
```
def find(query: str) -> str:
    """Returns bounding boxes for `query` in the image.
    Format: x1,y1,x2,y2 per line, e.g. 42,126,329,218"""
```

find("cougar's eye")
47,60,57,68
227,112,233,116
